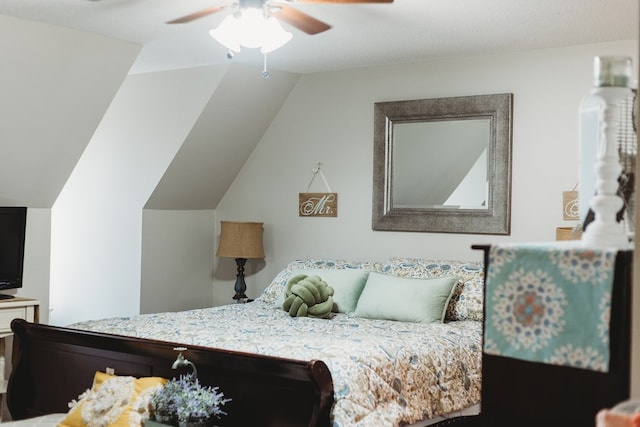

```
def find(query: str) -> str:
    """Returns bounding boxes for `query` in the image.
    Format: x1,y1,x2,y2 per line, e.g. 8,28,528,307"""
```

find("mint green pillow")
352,272,458,323
276,268,370,313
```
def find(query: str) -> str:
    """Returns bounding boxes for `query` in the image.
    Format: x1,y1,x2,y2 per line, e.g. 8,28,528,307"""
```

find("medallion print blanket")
483,243,617,372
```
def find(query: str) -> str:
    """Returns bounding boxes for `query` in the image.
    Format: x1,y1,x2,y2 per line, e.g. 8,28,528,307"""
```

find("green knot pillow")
282,274,334,318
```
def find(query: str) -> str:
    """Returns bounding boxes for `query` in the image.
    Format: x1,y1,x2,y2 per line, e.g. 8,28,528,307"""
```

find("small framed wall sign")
299,192,338,217
299,162,338,217
562,190,579,221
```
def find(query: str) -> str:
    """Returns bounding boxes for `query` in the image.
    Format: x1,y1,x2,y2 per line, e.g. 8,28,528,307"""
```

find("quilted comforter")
70,301,481,426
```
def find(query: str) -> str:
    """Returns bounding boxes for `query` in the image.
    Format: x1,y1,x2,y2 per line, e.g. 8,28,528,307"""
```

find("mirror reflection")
393,118,490,209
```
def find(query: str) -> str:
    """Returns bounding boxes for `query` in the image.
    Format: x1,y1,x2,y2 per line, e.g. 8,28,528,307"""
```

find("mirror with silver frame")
372,93,513,234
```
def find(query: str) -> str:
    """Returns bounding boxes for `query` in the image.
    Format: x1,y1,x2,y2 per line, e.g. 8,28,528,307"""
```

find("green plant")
150,374,230,426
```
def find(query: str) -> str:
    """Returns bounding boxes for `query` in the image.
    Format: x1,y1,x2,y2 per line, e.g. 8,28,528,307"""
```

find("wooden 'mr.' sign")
299,193,338,217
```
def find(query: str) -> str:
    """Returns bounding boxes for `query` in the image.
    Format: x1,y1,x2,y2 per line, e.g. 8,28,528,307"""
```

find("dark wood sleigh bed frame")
7,319,480,427
8,319,333,427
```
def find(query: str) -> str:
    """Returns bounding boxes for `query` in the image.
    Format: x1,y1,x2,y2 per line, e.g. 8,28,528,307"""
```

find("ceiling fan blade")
293,0,393,3
167,5,228,24
272,5,332,34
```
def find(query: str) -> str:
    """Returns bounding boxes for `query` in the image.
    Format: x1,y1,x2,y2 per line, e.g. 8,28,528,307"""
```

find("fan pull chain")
262,53,270,79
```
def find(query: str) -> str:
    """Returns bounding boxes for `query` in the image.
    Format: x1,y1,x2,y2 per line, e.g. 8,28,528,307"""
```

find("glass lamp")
216,221,265,302
209,8,292,53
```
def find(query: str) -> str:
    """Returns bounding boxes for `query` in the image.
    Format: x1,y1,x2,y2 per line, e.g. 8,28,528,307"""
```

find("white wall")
49,67,227,326
141,209,216,314
214,39,638,306
17,209,51,323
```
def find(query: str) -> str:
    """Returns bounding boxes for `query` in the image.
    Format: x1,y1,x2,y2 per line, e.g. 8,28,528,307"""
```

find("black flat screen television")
0,207,27,298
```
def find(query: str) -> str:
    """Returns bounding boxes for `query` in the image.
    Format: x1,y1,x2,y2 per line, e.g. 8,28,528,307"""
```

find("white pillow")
352,272,458,323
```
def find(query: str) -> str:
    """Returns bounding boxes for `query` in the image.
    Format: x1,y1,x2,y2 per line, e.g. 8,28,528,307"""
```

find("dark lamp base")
233,257,248,302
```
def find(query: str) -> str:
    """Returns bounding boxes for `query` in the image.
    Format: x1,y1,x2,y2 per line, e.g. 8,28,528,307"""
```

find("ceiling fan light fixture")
236,8,265,48
210,7,292,54
209,15,241,52
260,17,293,53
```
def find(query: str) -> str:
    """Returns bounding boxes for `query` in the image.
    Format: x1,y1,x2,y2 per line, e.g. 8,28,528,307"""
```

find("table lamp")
216,221,265,302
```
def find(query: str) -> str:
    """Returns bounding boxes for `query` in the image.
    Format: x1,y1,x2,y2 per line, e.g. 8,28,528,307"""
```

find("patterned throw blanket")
483,243,617,372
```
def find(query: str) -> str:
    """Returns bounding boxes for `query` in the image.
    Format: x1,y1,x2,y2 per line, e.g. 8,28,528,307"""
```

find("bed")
7,258,485,427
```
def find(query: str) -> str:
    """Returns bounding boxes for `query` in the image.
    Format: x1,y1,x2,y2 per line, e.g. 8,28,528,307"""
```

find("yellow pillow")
59,371,167,427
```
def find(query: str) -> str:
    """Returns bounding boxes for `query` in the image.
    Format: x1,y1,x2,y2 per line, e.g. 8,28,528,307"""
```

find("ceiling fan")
167,0,394,35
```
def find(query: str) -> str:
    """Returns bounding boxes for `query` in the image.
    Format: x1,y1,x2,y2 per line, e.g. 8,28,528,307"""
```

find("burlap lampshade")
216,221,265,259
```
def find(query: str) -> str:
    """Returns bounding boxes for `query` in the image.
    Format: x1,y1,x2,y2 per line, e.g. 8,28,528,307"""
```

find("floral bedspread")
69,301,481,427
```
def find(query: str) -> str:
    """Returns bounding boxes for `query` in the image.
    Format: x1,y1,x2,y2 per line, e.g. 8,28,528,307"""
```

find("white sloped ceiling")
144,64,300,210
0,14,140,208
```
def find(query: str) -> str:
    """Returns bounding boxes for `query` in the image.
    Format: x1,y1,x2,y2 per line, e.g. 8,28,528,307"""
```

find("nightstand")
473,244,632,426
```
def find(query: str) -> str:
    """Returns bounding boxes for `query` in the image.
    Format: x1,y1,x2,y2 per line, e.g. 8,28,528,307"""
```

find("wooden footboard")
7,319,334,427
